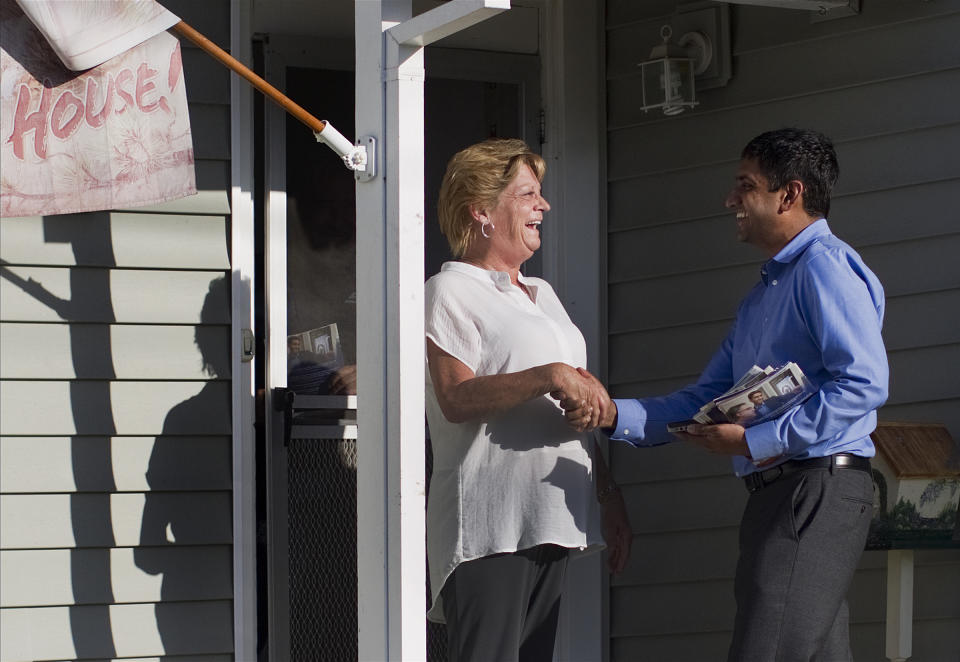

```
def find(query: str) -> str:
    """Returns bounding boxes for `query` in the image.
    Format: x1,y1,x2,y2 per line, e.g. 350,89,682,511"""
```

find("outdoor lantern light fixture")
638,25,713,116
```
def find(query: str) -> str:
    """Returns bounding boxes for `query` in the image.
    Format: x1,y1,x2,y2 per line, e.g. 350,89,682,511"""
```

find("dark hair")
741,128,839,218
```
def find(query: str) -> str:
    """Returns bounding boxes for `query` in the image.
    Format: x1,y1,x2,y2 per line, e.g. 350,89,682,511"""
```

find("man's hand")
328,364,358,395
678,423,750,456
550,366,611,432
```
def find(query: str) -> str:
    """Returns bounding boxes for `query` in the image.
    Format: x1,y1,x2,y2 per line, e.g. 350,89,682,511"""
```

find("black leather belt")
743,453,871,493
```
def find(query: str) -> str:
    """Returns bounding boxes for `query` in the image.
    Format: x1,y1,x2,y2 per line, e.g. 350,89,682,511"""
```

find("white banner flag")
1,1,195,217
14,0,179,71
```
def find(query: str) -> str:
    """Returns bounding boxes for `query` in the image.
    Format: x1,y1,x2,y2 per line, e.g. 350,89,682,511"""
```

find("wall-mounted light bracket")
637,25,700,116
674,2,731,91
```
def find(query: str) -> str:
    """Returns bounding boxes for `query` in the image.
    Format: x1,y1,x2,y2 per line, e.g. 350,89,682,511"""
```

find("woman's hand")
552,367,613,432
592,441,631,572
601,489,632,574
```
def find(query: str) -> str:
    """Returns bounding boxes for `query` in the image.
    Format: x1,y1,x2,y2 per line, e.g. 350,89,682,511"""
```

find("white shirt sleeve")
425,276,482,373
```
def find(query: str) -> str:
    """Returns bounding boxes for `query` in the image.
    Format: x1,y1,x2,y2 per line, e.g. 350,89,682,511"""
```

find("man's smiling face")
725,158,784,250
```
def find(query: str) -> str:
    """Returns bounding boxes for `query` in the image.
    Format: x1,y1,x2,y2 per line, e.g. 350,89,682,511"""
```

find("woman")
425,138,631,662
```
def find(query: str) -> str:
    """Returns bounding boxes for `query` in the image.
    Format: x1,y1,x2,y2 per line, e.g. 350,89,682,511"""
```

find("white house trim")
230,0,258,659
355,2,510,659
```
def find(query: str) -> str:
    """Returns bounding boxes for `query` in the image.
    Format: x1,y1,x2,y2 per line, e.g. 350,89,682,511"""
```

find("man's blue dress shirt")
610,220,889,477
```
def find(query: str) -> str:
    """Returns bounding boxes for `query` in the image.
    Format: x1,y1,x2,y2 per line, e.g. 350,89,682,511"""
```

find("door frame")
259,36,355,661
230,1,258,660
257,32,545,658
242,2,608,658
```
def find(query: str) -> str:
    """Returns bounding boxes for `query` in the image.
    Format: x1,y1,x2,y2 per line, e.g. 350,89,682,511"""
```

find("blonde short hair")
437,138,546,258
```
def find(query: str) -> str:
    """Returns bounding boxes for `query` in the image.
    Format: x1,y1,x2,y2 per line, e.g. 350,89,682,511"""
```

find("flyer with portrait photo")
673,362,814,430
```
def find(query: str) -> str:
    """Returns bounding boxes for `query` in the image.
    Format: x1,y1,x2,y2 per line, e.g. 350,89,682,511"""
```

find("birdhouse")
867,422,960,550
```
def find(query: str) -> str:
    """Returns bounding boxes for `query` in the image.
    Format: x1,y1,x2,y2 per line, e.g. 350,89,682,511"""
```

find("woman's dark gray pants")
441,543,568,662
728,464,874,662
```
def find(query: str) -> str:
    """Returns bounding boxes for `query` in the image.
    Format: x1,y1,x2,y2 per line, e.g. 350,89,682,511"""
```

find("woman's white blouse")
424,261,603,622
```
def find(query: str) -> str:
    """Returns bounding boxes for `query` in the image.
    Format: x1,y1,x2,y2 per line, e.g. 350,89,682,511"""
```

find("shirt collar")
773,218,830,264
441,261,539,298
761,218,829,284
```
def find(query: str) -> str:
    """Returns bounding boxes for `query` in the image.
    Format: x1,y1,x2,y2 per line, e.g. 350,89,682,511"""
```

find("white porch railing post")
885,549,914,662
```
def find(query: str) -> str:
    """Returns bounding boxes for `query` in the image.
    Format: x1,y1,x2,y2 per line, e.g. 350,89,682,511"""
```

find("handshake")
549,365,617,433
547,363,756,461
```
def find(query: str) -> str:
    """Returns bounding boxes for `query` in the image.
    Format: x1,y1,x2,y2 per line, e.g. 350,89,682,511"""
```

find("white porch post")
354,2,391,658
354,2,509,660
885,549,914,662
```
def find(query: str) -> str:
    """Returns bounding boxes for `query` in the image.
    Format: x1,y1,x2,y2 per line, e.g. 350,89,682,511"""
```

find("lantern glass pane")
662,59,694,115
640,60,664,110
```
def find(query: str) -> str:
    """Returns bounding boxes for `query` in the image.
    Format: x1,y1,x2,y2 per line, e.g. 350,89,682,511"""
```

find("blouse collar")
441,261,539,299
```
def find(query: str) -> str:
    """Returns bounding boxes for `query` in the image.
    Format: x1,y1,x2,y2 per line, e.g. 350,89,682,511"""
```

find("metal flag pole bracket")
314,125,376,180
170,20,372,175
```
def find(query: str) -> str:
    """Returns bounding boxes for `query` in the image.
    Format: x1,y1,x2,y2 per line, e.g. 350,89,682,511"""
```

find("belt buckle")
760,464,784,487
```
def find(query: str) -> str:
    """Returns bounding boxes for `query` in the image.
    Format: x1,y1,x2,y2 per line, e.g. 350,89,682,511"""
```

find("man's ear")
780,180,804,212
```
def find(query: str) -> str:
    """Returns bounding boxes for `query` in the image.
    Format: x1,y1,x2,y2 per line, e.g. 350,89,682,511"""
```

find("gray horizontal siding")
0,436,231,493
608,126,960,235
0,492,232,549
0,380,231,436
0,267,229,323
610,436,732,483
0,0,235,655
1,323,230,379
121,189,231,214
608,177,960,282
0,600,233,661
605,1,960,660
163,0,231,46
612,526,740,587
0,213,229,268
1,545,232,606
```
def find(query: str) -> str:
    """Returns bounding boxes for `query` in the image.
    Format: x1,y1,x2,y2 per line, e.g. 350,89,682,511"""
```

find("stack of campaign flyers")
668,363,814,433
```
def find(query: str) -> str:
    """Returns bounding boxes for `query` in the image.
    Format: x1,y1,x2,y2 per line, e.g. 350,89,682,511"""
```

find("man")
728,402,758,427
568,128,888,661
747,389,768,416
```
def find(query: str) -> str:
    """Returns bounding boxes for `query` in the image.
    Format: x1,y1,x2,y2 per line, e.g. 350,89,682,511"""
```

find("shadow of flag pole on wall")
1,0,361,219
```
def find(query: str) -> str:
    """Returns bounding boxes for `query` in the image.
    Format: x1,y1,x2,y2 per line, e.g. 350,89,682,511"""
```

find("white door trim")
230,0,258,659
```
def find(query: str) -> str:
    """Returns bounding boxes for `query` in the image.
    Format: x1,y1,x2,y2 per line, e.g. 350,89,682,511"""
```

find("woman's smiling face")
483,162,550,267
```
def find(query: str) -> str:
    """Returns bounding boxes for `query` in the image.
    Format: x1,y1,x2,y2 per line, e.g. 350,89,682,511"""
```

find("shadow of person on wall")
49,212,120,659
134,275,234,655
1,211,123,657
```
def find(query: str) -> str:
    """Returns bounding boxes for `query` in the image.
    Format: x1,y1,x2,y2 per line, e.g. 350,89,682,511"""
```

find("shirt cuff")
608,398,647,446
743,420,786,462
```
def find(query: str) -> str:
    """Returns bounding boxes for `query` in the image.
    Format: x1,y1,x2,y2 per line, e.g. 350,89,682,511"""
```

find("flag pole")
170,20,326,134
